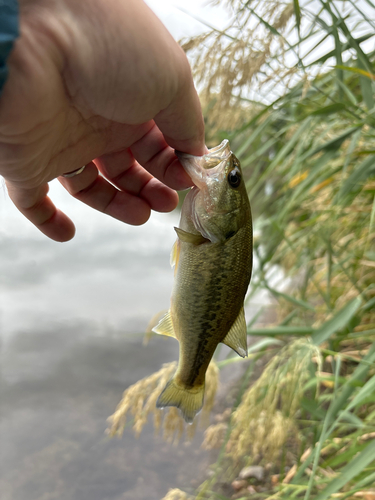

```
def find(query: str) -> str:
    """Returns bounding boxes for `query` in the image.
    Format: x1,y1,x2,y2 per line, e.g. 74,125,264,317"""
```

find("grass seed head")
107,360,219,442
202,422,228,450
181,1,300,137
227,339,321,461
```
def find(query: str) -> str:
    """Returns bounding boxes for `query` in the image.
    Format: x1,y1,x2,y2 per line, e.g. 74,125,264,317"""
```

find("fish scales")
173,223,252,388
153,140,252,423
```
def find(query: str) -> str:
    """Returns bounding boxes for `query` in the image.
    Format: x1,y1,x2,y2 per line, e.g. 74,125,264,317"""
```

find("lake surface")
0,178,271,500
1,181,221,500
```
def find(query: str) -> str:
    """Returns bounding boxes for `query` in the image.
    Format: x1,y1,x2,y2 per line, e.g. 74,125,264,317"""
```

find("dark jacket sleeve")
0,0,19,94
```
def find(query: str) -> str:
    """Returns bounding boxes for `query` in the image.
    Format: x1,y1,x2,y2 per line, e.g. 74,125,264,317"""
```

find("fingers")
95,150,179,213
6,138,186,242
59,145,185,227
5,122,198,241
130,123,193,190
5,182,76,242
59,161,151,226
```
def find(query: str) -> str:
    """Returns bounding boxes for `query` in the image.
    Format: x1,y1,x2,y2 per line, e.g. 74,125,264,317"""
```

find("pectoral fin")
222,307,248,358
152,310,177,339
170,238,180,274
174,227,209,245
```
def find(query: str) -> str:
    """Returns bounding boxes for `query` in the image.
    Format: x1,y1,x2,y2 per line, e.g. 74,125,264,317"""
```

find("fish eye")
228,168,241,188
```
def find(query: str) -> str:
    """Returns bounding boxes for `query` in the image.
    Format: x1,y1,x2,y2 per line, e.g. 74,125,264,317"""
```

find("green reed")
173,0,375,498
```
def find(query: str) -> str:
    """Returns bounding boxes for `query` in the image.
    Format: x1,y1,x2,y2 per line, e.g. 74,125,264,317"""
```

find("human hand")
0,0,205,241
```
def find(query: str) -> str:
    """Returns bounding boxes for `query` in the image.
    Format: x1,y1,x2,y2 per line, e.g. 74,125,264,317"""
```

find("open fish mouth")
175,140,232,189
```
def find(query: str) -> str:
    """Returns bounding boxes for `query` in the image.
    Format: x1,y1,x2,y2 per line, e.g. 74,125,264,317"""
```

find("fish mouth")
175,140,232,189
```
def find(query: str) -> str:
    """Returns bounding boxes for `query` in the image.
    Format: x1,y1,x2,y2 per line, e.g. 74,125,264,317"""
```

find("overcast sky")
145,0,228,40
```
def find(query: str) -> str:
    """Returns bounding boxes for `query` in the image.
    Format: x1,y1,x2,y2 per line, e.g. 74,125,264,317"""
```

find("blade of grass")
248,326,314,336
339,471,375,500
312,296,362,345
245,306,264,328
325,343,375,436
313,439,375,500
304,352,343,500
245,5,305,70
321,0,343,97
264,285,316,311
335,154,375,203
309,126,361,157
342,127,362,179
292,343,375,485
358,60,375,110
236,114,275,158
293,0,301,35
322,348,375,367
322,441,369,468
335,64,375,81
248,118,313,199
305,34,374,66
307,103,347,116
330,1,374,73
335,76,358,105
340,373,375,415
280,309,299,325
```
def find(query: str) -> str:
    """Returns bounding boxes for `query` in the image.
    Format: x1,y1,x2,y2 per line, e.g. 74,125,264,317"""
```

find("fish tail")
156,378,204,424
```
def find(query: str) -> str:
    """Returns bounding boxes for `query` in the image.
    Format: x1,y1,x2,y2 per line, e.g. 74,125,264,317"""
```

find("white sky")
144,0,229,40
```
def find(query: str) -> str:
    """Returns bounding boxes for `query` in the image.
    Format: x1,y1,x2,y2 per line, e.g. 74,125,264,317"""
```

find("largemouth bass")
153,140,252,423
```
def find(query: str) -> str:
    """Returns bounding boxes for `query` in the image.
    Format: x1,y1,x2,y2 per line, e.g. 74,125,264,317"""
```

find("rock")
231,479,248,491
247,485,257,493
354,491,375,500
271,474,279,486
239,465,265,481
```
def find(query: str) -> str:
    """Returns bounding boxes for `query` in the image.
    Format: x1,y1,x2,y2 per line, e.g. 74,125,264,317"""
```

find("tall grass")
109,1,375,498
176,0,375,498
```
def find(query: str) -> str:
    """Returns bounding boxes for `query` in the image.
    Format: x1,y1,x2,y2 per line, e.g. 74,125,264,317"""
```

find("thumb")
154,51,205,156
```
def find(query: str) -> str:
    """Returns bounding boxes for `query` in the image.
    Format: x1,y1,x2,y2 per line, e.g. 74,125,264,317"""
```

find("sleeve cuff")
0,0,20,93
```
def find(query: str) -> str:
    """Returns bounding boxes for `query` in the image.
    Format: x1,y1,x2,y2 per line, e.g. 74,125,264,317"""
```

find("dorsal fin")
174,227,209,245
222,307,248,357
152,310,177,339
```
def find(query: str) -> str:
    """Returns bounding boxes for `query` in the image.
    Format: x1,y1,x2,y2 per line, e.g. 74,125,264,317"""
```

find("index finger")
130,123,193,191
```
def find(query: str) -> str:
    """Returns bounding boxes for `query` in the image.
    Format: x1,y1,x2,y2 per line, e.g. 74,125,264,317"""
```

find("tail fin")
156,378,204,424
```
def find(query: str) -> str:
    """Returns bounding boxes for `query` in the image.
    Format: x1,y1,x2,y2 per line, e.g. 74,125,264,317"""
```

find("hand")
0,0,205,241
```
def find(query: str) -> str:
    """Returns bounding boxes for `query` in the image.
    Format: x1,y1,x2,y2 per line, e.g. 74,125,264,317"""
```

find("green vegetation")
181,0,375,498
109,1,375,498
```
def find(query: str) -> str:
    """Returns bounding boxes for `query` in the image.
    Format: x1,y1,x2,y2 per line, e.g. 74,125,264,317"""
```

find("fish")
153,140,252,423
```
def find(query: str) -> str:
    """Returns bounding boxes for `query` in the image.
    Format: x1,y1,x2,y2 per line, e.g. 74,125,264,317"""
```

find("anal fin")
222,307,248,358
152,310,177,339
